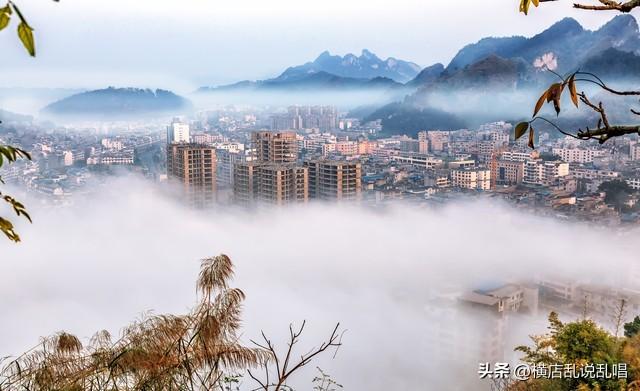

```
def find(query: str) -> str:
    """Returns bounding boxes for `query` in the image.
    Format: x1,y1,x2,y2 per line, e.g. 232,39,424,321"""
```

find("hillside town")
2,105,640,227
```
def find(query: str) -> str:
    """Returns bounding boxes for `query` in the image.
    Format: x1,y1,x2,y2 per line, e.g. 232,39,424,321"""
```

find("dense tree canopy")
510,312,640,390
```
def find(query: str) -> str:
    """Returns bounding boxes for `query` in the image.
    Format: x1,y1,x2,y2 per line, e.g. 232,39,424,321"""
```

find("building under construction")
167,143,217,208
233,162,308,206
252,131,298,163
304,160,362,201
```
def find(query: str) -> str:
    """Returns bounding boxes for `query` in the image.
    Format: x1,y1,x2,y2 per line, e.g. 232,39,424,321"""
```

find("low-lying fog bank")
1,176,637,390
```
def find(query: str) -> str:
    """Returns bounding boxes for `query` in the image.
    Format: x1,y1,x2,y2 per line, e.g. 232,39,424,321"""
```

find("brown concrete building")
233,162,308,206
167,143,217,208
492,159,524,187
256,164,308,205
233,162,258,206
304,160,362,201
252,131,298,163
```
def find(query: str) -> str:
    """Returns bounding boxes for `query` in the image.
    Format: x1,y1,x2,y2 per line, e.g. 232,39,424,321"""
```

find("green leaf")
0,4,11,31
515,122,529,140
17,21,35,57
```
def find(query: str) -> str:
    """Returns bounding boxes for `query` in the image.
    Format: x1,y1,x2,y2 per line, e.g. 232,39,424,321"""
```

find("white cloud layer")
1,176,639,389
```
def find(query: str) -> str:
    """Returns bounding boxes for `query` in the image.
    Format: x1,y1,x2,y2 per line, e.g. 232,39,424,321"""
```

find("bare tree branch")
248,322,343,391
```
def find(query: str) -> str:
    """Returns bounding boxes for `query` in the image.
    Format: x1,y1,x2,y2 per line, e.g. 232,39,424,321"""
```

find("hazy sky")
0,0,638,91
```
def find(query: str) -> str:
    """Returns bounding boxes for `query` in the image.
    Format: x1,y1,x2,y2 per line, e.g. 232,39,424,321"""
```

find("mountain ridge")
42,87,193,118
197,49,420,93
444,15,640,75
274,49,421,83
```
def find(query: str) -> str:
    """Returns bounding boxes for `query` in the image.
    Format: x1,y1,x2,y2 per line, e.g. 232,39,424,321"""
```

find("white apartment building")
393,152,444,169
425,170,451,188
552,148,606,164
627,178,640,191
571,168,620,181
539,279,580,302
500,151,537,162
88,151,135,165
630,143,640,161
167,120,190,143
448,159,476,169
451,168,491,190
523,160,569,186
101,138,124,151
212,142,245,153
302,133,336,151
63,151,74,166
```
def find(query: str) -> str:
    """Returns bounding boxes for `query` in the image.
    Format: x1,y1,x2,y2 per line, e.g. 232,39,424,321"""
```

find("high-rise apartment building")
216,149,252,187
425,130,449,153
270,106,337,131
304,160,362,201
233,162,308,206
417,131,430,154
167,143,217,208
255,164,308,205
233,162,258,206
252,131,298,163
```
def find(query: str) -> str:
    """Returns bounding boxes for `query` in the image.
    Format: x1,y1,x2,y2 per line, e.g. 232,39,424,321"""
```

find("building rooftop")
459,291,500,306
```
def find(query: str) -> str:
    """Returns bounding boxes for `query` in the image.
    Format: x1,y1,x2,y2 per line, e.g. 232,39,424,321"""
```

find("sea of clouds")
1,176,638,390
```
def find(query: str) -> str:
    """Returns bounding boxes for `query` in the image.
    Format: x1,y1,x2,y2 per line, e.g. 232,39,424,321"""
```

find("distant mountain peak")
315,50,332,61
446,14,640,74
275,49,421,83
406,63,445,87
544,17,584,35
598,14,639,36
361,49,379,60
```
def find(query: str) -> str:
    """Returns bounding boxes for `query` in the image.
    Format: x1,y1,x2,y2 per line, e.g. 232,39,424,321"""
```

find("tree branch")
248,323,342,391
577,125,640,143
573,0,640,12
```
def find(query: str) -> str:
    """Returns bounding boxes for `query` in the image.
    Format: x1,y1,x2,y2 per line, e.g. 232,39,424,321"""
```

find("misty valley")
2,4,640,391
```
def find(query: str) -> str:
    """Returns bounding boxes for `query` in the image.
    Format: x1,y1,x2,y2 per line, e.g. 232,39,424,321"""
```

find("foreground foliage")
0,0,36,56
500,312,640,390
0,138,32,242
0,254,341,390
0,255,267,390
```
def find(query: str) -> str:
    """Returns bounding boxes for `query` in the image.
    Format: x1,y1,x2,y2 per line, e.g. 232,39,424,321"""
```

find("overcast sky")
0,0,638,91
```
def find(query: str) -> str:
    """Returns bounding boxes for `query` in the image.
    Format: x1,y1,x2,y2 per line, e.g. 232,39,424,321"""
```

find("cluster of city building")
4,104,640,223
0,121,164,199
161,113,640,224
166,119,362,207
270,105,340,132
